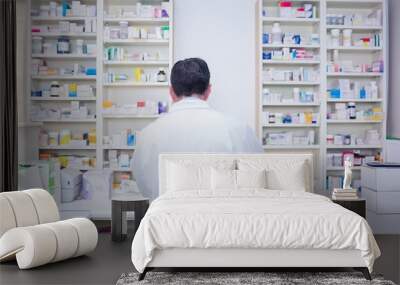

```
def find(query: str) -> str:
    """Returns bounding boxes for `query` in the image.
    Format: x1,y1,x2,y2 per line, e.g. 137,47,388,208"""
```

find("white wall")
174,0,258,130
388,0,400,138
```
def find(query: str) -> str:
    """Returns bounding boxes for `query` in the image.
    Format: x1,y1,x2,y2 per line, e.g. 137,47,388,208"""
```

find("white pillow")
211,168,237,190
238,158,309,192
236,169,268,189
266,165,307,191
166,162,211,191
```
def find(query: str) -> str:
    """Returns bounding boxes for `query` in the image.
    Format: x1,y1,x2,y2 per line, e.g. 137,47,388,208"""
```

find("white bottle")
272,23,282,45
76,39,84,55
370,82,378,99
343,29,352,47
293,88,300,102
308,130,315,145
331,29,340,47
263,88,270,104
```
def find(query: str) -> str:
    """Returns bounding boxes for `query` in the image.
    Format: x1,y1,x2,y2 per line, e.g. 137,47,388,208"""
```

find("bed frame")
139,248,371,280
138,154,372,281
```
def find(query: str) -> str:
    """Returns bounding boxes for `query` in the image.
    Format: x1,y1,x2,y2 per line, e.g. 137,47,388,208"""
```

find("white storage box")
361,165,400,234
362,187,400,214
61,184,80,202
361,166,400,192
61,168,82,189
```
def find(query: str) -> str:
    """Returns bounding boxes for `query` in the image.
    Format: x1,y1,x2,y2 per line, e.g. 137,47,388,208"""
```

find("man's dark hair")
170,58,210,97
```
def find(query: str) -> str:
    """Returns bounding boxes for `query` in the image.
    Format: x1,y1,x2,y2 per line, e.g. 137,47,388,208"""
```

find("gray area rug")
116,272,396,285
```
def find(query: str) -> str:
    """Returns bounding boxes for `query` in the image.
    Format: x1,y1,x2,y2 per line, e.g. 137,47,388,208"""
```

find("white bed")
131,153,380,280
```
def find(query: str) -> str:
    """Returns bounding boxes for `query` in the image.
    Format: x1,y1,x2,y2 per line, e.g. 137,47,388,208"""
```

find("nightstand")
332,198,366,218
111,194,149,242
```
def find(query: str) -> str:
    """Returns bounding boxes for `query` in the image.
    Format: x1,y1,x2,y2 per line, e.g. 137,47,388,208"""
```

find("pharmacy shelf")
38,145,96,150
103,146,136,150
326,25,383,31
262,44,320,49
327,166,362,171
263,145,321,149
327,72,382,77
327,98,383,103
32,54,96,59
68,166,96,171
30,96,96,101
102,114,160,119
326,144,382,149
327,0,383,4
103,39,169,45
32,75,96,80
28,0,176,219
327,119,382,124
32,118,96,123
263,81,320,86
258,0,387,194
60,200,92,212
32,32,97,38
263,123,320,128
32,16,96,21
326,0,384,8
18,122,42,127
263,60,320,65
103,82,168,87
263,102,320,106
263,17,320,23
266,0,320,2
110,167,134,172
103,60,169,66
327,46,382,51
103,17,169,23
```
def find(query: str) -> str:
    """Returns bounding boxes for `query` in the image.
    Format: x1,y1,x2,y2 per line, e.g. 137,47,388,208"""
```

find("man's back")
133,97,263,200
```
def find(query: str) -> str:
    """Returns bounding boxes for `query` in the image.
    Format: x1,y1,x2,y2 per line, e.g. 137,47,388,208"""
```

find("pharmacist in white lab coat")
133,58,263,200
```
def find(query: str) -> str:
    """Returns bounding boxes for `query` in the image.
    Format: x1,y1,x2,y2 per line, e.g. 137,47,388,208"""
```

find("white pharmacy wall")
174,0,258,130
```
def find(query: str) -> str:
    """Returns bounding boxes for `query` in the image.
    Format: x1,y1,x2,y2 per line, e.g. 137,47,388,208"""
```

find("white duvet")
131,190,380,273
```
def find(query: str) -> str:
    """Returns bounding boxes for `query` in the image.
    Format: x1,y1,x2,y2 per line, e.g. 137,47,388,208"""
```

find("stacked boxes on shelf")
30,0,98,183
259,0,322,158
258,0,387,193
101,0,173,196
325,0,386,192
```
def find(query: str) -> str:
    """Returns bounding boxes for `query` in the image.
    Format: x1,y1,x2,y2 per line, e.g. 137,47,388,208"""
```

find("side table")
332,198,366,218
111,194,149,242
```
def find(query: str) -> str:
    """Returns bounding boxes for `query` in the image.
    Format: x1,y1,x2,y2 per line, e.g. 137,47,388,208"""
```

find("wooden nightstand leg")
134,201,149,235
112,201,123,242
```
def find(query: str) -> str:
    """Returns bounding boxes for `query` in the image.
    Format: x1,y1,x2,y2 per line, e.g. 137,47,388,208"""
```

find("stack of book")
332,188,358,200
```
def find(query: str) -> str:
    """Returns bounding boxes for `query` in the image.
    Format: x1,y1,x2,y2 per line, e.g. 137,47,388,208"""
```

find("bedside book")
332,188,359,200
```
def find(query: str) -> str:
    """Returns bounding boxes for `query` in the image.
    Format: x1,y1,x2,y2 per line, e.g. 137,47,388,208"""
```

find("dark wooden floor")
1,234,399,285
0,233,133,285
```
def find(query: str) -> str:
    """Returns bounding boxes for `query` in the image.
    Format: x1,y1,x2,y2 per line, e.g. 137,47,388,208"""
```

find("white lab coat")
133,97,263,200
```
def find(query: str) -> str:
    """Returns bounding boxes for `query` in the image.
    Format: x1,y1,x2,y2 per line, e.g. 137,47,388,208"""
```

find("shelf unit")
31,96,96,101
263,123,320,128
31,75,96,80
29,1,99,160
263,145,321,149
324,0,387,194
99,0,174,213
326,144,382,149
257,0,387,194
28,0,174,218
257,0,324,192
